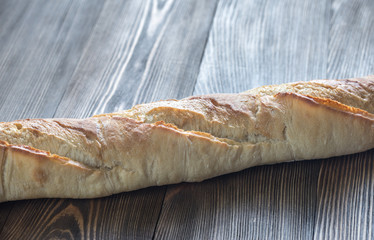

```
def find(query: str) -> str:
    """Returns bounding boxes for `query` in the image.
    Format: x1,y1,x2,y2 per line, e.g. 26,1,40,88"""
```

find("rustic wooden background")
0,0,373,239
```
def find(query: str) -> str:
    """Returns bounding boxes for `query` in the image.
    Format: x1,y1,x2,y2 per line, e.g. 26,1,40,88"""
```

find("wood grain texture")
155,161,321,240
0,0,105,121
0,0,373,239
193,0,329,95
0,0,218,239
54,0,218,118
327,0,374,79
0,188,164,239
314,151,374,240
314,0,374,239
0,202,13,234
154,0,329,239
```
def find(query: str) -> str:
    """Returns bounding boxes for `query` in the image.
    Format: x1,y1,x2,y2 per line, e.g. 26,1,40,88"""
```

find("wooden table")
0,0,373,239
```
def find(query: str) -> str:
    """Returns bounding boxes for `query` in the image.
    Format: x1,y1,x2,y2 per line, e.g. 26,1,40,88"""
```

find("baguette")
0,76,373,202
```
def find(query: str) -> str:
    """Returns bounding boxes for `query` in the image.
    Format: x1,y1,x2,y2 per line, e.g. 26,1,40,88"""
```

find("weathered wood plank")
155,161,321,240
0,0,105,121
155,0,329,239
54,0,218,118
314,151,374,240
314,0,374,239
0,188,164,239
193,0,329,95
326,0,374,79
0,0,218,239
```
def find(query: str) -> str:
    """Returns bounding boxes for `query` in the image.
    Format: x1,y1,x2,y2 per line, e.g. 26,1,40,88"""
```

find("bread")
0,76,373,202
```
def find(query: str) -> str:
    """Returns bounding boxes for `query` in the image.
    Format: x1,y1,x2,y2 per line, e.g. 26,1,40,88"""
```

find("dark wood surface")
0,0,373,239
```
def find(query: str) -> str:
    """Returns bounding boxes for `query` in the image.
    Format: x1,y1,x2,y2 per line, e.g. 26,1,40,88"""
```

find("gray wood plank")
0,0,218,239
193,0,329,96
314,151,374,240
155,161,321,240
0,189,164,239
54,0,218,118
326,0,374,79
0,0,105,121
155,0,329,239
314,0,374,239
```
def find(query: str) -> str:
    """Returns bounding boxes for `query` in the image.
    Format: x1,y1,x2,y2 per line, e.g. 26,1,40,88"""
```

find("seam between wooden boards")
51,1,107,119
151,1,220,239
192,0,220,96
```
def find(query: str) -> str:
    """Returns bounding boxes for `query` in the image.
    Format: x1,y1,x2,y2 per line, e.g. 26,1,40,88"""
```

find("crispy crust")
277,92,374,120
0,76,373,202
247,75,374,114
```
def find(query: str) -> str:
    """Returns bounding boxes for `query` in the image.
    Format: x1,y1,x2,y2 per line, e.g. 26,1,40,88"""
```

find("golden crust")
247,75,374,113
277,92,374,120
0,76,373,202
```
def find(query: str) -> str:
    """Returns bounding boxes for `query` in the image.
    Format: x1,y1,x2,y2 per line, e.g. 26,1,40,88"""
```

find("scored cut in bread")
0,76,373,202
